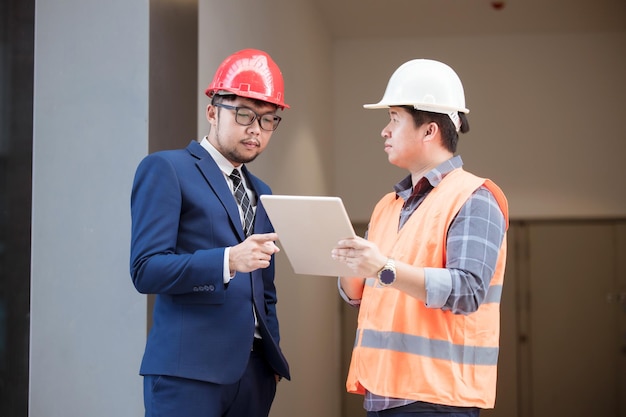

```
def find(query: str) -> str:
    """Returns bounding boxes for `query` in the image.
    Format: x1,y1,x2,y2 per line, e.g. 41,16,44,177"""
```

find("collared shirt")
339,155,506,412
200,137,256,209
199,137,258,275
200,137,261,338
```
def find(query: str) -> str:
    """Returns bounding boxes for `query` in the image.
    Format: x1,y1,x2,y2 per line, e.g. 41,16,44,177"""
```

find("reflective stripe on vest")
356,328,499,366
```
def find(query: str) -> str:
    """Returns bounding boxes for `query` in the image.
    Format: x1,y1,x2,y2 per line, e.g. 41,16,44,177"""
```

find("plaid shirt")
342,155,506,412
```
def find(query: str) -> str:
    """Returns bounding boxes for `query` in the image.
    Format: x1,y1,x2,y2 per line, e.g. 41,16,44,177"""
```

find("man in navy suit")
130,49,290,417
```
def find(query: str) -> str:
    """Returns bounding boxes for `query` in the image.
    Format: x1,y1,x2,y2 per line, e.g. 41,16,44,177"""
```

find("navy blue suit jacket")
130,140,290,383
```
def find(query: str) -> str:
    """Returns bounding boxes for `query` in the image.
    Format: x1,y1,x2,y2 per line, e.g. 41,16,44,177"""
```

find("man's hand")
331,236,386,277
229,233,280,273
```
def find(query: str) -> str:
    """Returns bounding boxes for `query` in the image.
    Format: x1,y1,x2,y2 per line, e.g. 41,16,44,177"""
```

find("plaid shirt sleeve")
424,186,506,314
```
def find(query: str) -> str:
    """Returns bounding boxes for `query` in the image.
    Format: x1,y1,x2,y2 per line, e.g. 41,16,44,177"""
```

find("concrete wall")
333,32,626,221
30,0,148,415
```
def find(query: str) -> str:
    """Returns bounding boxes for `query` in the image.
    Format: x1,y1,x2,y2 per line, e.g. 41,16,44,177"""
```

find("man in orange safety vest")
332,58,509,417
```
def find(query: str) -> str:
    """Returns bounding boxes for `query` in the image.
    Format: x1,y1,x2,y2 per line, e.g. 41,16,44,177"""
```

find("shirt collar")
200,136,240,176
393,155,464,196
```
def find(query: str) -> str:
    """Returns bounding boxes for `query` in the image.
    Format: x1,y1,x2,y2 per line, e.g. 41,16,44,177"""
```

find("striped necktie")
229,169,254,236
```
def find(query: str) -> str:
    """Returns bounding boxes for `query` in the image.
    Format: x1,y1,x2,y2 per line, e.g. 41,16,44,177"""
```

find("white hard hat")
364,59,469,114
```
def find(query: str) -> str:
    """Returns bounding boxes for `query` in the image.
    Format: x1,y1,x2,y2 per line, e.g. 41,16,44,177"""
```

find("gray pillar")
30,0,149,415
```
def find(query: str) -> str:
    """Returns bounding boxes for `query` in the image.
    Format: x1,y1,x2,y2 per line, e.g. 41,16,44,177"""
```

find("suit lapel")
187,141,247,240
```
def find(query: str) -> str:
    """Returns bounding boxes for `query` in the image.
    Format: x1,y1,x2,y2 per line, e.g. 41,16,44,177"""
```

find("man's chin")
237,153,259,165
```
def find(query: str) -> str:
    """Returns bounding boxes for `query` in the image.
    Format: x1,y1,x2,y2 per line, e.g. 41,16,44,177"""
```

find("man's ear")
206,104,217,124
423,122,438,141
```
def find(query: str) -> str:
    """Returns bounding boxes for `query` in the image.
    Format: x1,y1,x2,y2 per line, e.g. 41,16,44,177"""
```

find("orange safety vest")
346,168,509,409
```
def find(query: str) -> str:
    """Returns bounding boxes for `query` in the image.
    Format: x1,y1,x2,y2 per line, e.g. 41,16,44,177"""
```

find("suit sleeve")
130,153,226,295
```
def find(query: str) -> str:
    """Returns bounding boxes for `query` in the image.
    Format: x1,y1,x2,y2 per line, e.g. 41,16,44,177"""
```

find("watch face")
380,268,395,285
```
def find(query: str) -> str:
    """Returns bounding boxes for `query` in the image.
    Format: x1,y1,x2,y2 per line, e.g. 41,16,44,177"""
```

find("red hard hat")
205,49,289,109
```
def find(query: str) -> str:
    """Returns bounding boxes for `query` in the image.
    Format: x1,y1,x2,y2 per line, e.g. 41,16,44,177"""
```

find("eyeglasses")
214,103,282,131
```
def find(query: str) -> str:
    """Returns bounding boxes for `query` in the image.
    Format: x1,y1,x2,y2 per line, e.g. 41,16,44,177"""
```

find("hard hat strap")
448,111,461,132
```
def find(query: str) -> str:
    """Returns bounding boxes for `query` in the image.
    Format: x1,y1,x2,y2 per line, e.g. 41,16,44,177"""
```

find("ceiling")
310,0,626,39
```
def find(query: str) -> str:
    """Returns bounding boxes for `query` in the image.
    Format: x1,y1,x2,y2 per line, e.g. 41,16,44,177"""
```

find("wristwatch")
377,258,396,286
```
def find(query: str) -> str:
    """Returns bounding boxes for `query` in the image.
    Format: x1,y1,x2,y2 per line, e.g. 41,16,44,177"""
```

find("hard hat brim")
363,101,469,114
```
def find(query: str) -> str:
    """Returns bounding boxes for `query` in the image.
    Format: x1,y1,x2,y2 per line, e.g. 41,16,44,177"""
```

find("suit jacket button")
193,286,199,292
208,284,215,292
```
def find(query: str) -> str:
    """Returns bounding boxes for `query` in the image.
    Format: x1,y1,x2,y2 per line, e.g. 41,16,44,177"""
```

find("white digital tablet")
259,195,357,277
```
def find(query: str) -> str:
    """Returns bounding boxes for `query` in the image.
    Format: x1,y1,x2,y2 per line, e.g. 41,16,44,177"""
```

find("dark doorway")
0,1,34,416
